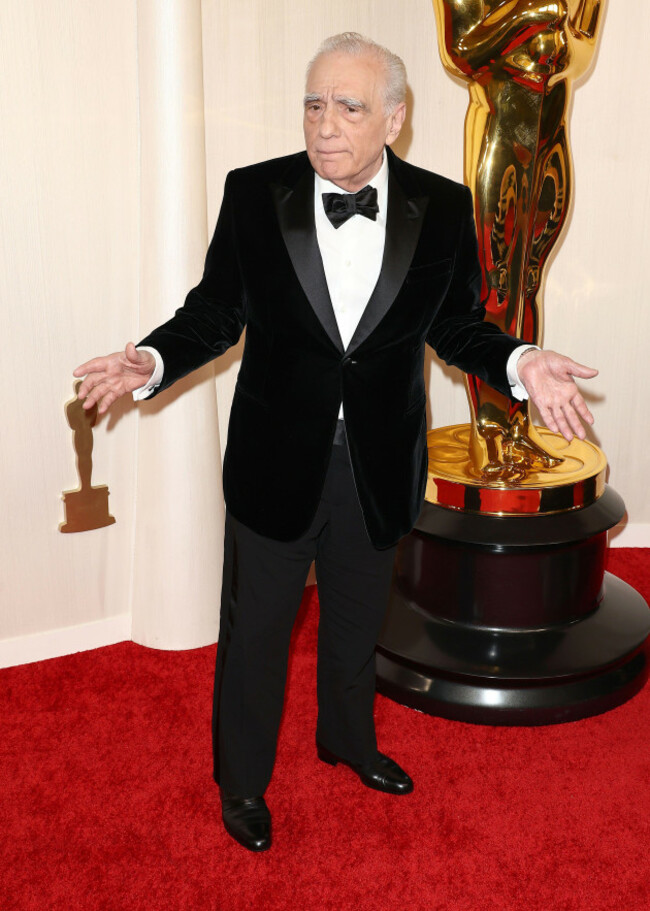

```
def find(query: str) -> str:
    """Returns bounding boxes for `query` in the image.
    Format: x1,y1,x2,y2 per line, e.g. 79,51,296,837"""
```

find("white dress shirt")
315,155,388,349
315,153,388,417
133,156,532,403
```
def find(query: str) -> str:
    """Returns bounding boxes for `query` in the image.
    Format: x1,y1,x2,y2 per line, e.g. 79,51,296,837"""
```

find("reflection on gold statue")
433,0,604,482
60,380,116,533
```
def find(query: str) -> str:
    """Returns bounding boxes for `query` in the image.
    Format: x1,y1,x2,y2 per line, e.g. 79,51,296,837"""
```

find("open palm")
73,343,155,415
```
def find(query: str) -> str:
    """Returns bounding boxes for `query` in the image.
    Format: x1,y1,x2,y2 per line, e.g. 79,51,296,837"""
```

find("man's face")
303,51,406,192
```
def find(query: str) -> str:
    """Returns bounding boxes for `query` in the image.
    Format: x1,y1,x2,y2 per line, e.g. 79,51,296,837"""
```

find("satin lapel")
270,168,344,353
346,175,428,355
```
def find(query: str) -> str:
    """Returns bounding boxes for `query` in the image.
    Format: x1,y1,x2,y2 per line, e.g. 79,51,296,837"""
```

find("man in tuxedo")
74,32,597,852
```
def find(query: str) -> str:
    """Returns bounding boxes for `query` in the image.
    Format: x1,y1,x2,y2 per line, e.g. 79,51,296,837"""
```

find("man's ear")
385,102,407,146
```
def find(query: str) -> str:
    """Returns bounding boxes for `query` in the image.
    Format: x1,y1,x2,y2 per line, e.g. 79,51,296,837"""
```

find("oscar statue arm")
570,0,604,42
434,0,568,75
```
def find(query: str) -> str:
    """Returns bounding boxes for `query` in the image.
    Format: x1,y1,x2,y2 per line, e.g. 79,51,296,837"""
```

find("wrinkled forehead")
306,51,386,107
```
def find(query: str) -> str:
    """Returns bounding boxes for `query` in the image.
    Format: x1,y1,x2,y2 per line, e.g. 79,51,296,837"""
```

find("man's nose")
318,105,339,138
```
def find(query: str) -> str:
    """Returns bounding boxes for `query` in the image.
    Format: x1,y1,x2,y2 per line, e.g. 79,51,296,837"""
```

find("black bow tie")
322,185,379,229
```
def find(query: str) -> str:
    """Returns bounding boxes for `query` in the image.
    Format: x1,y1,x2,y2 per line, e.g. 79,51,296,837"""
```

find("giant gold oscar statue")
429,0,606,511
376,0,650,723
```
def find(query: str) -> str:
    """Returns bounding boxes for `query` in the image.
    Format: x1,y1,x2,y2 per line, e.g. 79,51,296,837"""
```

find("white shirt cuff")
132,346,164,400
507,345,539,400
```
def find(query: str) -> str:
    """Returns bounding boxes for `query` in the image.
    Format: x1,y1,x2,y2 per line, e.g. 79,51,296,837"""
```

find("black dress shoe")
317,743,414,795
221,795,271,852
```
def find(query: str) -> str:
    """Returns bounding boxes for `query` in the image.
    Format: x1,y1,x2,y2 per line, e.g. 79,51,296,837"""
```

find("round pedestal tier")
376,487,650,725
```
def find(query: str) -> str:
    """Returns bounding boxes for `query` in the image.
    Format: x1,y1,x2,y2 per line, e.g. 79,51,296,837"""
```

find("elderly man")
75,33,596,852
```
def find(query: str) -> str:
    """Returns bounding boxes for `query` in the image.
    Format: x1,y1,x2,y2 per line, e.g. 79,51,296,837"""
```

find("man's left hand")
517,349,598,442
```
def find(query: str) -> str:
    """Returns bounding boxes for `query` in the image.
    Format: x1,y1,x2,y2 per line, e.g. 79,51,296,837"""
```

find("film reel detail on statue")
376,0,650,724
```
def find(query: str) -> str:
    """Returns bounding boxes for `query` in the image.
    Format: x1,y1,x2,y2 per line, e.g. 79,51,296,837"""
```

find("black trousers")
212,429,397,796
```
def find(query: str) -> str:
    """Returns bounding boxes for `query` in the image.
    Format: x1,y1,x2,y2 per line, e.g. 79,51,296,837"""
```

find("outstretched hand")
73,343,155,415
517,349,598,442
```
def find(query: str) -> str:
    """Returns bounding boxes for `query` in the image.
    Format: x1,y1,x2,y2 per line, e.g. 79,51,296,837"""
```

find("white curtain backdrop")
1,0,648,668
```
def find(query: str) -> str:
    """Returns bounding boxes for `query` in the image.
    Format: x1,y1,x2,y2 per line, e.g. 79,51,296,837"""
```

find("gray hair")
306,32,407,114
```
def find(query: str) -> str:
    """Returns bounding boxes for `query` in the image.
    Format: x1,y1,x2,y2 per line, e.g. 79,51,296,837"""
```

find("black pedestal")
376,486,650,724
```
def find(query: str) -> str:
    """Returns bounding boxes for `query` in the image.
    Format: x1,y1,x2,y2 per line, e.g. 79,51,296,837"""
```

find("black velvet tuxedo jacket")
139,147,521,548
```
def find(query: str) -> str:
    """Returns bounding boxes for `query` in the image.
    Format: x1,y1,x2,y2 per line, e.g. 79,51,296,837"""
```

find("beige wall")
1,0,648,665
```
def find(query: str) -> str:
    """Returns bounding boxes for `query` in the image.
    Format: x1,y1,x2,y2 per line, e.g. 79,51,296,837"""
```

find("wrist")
517,346,540,371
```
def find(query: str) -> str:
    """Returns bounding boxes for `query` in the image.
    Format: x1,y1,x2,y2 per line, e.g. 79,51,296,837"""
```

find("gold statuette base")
60,486,116,533
426,425,607,516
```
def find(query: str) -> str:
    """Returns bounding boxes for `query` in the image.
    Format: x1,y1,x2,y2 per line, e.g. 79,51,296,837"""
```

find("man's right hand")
74,343,156,414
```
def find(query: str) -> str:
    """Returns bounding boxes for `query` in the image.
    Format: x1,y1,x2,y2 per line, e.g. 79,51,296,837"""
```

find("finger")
96,390,118,415
81,390,100,410
537,402,560,435
553,406,577,443
73,357,108,378
571,394,594,425
126,342,155,374
125,341,140,364
561,403,587,440
77,371,113,401
77,375,103,400
81,380,113,410
563,359,598,379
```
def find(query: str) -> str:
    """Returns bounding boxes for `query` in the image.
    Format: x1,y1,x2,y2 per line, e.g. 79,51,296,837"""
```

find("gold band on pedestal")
426,424,606,515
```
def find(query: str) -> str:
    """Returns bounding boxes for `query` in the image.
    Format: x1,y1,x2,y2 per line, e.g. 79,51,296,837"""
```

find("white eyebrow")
334,95,366,110
302,93,368,111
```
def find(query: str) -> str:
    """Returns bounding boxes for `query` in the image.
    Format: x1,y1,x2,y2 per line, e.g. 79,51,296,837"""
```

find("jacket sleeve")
425,186,520,398
137,171,247,396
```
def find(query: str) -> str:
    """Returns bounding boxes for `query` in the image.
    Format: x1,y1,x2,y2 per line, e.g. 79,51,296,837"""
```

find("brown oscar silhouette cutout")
60,380,116,533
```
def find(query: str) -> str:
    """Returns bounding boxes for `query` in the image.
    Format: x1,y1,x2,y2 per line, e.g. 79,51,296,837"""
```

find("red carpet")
2,550,650,911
